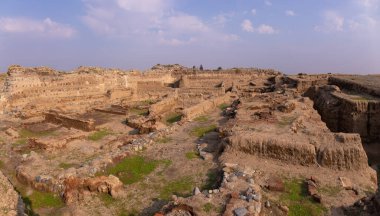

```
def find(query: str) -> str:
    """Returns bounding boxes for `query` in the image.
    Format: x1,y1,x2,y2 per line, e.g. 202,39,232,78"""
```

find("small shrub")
218,103,229,111
129,108,149,116
194,115,209,122
88,129,112,141
155,136,172,144
166,113,183,124
190,125,217,137
185,151,200,160
59,162,76,170
160,176,194,200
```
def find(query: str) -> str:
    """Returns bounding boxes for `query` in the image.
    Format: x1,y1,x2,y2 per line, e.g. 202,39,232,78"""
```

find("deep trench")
306,94,380,188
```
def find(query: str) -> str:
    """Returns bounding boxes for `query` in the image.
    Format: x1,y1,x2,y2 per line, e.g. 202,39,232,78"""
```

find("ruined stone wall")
182,93,232,120
149,95,178,117
44,112,95,131
1,66,131,116
285,74,330,92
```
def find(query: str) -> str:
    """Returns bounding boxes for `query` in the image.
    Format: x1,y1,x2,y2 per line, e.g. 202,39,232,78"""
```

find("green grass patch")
26,191,64,209
58,162,76,170
185,151,200,160
194,115,209,122
278,116,297,128
12,138,28,146
203,203,215,213
155,136,172,144
202,171,219,190
159,176,194,200
119,209,139,216
280,179,327,216
0,160,4,169
190,125,217,137
318,185,342,197
88,129,113,141
103,156,159,185
142,99,155,105
99,193,116,206
129,107,149,116
166,113,183,124
219,103,229,111
19,128,56,138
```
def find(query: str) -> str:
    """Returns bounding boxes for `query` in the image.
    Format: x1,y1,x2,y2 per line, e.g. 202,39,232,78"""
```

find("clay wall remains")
182,92,232,120
45,112,95,131
149,95,178,117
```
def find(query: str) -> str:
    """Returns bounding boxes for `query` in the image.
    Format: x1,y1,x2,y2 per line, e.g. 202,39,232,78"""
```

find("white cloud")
82,0,237,46
286,10,296,16
315,11,344,32
348,14,378,30
222,34,239,41
357,0,379,8
0,17,75,38
241,19,254,32
241,19,277,34
265,0,272,6
257,24,277,34
166,14,209,33
116,0,168,13
251,9,257,15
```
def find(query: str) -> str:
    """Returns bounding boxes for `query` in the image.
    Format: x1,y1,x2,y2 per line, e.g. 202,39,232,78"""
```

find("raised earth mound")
0,65,378,216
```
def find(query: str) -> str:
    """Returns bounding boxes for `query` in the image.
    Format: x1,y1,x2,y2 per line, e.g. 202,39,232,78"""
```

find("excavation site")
0,65,379,216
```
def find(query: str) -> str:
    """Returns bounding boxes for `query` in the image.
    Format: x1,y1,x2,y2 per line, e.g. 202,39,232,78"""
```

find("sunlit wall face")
0,0,379,74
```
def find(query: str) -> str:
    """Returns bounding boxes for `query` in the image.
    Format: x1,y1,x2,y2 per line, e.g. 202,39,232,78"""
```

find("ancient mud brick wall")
1,66,130,115
45,112,95,131
228,133,317,165
182,93,232,120
149,95,178,116
285,75,330,92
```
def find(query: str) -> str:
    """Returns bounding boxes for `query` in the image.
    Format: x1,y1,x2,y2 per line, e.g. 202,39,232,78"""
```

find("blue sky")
0,0,379,74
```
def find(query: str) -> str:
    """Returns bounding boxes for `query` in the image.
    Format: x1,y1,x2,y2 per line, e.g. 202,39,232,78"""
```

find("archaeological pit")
0,65,378,216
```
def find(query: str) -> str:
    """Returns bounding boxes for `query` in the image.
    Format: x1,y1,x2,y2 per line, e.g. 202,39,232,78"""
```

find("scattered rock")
265,201,271,208
233,207,248,216
267,176,284,192
193,187,200,196
339,177,353,190
5,128,19,138
279,205,289,213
